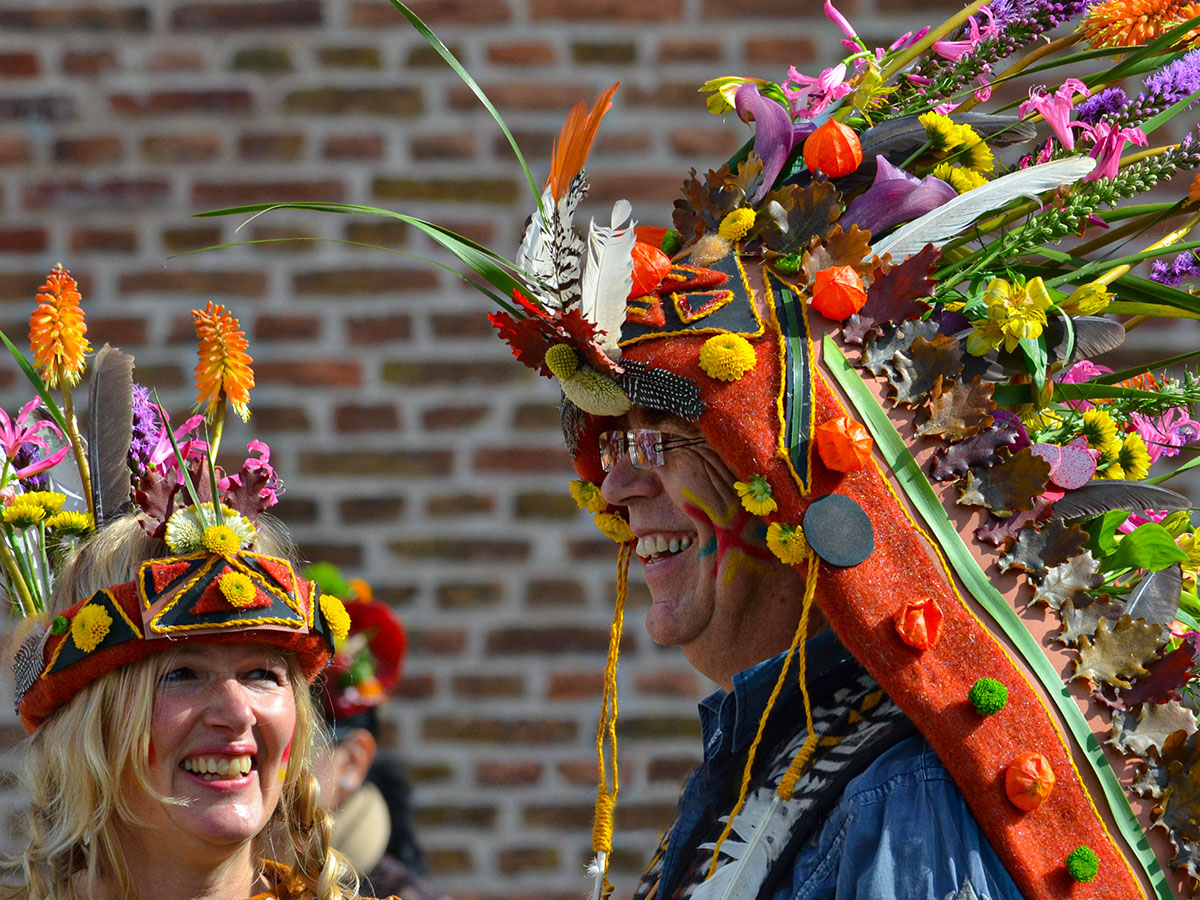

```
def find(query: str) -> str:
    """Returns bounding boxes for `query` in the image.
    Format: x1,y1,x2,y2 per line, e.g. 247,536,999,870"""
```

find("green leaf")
1019,334,1048,389
1085,509,1131,558
1139,86,1200,137
1104,522,1189,574
1147,450,1200,486
1097,347,1200,384
0,328,68,433
823,334,1172,900
1104,302,1200,319
1044,239,1200,289
1108,272,1200,315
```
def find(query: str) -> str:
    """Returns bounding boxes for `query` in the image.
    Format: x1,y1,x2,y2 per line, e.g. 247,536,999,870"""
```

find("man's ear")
333,727,378,794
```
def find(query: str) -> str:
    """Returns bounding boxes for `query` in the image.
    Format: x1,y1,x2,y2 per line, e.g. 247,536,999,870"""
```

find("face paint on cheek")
280,736,293,783
682,490,773,585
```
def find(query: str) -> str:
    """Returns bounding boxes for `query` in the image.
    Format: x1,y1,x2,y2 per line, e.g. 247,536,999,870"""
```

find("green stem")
209,402,226,463
0,532,36,617
58,373,93,521
879,0,989,82
955,33,1083,113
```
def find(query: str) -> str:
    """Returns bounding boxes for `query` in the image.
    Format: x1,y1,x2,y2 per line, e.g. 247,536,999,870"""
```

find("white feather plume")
580,199,635,361
691,793,790,900
870,156,1098,262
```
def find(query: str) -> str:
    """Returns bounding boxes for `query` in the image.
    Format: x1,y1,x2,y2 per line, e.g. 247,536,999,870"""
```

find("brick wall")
0,2,1195,898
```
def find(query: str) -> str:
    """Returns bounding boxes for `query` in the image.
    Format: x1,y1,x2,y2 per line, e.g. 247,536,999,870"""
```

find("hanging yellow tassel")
590,539,631,900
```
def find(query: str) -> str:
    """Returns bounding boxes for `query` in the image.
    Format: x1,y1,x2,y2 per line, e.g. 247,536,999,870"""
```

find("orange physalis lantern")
893,596,943,651
802,119,863,178
629,241,672,298
816,416,873,472
1006,752,1055,811
811,266,868,320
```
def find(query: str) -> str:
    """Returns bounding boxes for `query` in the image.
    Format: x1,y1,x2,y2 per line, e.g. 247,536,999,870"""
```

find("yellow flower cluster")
45,510,93,536
932,163,988,193
1106,432,1152,480
965,277,1055,355
919,113,995,173
735,475,778,516
766,522,809,565
202,524,243,556
3,499,46,529
569,479,607,514
698,333,756,382
21,491,66,513
320,593,352,641
71,603,112,654
218,571,259,608
718,208,756,242
593,511,634,543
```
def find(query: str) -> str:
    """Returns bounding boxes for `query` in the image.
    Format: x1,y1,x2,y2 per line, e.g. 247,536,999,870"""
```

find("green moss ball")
968,677,1009,716
1065,846,1099,882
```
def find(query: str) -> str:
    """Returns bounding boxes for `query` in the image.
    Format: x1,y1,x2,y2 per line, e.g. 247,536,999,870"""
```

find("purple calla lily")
734,83,815,204
841,156,957,236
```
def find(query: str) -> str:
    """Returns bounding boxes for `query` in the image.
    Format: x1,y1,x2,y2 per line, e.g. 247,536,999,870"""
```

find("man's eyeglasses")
598,429,707,472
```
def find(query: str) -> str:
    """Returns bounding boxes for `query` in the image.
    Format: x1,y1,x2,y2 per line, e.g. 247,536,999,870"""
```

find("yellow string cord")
775,552,822,800
593,540,631,896
704,548,820,879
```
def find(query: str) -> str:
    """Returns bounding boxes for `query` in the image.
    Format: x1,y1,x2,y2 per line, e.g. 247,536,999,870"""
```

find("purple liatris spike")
1075,87,1128,126
1124,50,1200,127
127,383,161,480
14,444,49,492
1150,250,1200,288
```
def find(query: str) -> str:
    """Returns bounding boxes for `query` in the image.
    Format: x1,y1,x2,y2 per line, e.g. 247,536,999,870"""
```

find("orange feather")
547,82,620,202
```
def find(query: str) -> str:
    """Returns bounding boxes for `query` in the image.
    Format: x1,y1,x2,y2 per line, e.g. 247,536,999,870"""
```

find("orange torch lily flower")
193,302,254,422
29,264,90,388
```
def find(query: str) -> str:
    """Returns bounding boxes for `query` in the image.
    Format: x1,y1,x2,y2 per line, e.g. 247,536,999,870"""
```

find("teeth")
655,536,668,554
680,536,692,551
182,755,253,779
636,535,694,559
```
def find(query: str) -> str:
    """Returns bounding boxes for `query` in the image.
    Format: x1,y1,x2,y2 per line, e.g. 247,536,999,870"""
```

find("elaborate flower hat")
205,2,1200,897
6,266,347,732
305,562,408,737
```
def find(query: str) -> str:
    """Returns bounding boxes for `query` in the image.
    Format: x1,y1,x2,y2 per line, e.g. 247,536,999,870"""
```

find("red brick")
110,90,253,116
61,48,118,77
648,755,700,783
407,627,468,656
86,317,149,346
0,229,46,253
372,175,518,204
231,47,293,73
389,538,529,562
548,671,604,699
413,804,497,829
55,136,124,165
670,127,740,157
555,760,600,786
172,1,322,29
437,582,502,609
300,450,452,477
247,225,318,253
572,41,636,64
253,314,320,341
144,49,206,72
454,674,525,699
425,494,495,516
0,135,31,165
0,8,150,30
487,627,633,655
296,542,362,567
251,406,311,432
293,267,435,296
475,761,542,786
345,314,411,343
634,669,701,697
119,270,267,297
238,132,305,161
595,131,652,154
323,133,383,160
589,172,684,207
423,848,472,876
0,97,74,122
526,579,585,607
348,0,511,26
162,226,222,253
140,134,222,163
0,52,39,77
337,495,406,522
284,88,421,116
255,360,361,388
512,402,560,430
497,847,559,874
422,405,488,430
429,312,492,339
530,0,683,20
620,716,699,740
343,221,407,247
744,34,817,65
23,179,170,211
658,38,724,63
423,717,575,744
393,673,435,700
447,82,596,113
69,229,137,254
128,363,185,387
410,133,477,161
318,46,381,68
473,447,574,475
333,402,399,432
514,492,578,519
488,42,556,66
192,180,343,208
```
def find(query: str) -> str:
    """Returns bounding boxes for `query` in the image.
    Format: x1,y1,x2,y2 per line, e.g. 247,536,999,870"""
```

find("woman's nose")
203,678,256,732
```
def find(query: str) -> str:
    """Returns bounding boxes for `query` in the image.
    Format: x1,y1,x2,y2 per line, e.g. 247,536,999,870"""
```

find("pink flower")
783,63,853,117
0,398,62,459
1131,408,1200,463
147,412,208,476
1018,79,1090,150
219,439,284,507
1079,121,1148,181
889,27,930,52
932,9,997,62
1060,360,1114,383
824,0,858,41
1118,508,1170,534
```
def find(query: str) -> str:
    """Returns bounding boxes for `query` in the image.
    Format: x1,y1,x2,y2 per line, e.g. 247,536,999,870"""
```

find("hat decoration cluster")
4,266,349,727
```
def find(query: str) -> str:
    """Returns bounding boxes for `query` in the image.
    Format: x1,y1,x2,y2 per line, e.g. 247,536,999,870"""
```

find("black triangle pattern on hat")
144,554,307,635
621,254,762,344
769,270,814,493
45,589,142,676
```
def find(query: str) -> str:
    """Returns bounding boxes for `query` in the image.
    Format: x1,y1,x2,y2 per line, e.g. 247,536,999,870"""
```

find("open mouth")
636,534,693,564
181,754,254,781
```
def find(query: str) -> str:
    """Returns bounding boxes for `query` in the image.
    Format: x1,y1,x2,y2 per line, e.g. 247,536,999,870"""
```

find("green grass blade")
823,335,1171,899
0,329,67,433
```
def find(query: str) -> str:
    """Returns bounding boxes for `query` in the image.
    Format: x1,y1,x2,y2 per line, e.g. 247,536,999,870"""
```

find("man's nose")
600,455,660,507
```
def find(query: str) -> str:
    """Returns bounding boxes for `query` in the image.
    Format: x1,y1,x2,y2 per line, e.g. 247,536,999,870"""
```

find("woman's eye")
162,666,196,683
245,667,287,685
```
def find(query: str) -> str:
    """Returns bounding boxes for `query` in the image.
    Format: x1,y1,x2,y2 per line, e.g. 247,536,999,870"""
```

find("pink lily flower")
824,0,858,42
890,27,930,51
1118,508,1170,534
219,439,284,507
146,412,209,475
0,398,63,459
1080,121,1148,181
932,8,997,62
11,446,70,481
1018,79,1090,150
783,63,853,117
1131,408,1200,463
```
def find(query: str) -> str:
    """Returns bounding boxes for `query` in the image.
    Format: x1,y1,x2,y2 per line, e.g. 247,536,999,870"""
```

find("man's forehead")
611,407,698,433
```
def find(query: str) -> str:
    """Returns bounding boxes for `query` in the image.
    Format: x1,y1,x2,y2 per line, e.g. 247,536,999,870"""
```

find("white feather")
870,157,1097,262
586,851,607,900
516,184,558,306
691,793,790,900
580,199,635,360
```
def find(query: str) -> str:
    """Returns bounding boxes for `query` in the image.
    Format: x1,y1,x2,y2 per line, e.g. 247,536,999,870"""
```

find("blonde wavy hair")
3,514,360,900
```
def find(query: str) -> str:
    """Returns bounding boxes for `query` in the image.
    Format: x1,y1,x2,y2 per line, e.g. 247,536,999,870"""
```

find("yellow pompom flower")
766,522,809,565
29,264,91,388
919,112,964,154
218,572,258,608
45,510,93,536
569,480,607,514
193,302,255,423
932,163,988,193
545,343,580,380
699,333,756,382
960,131,995,173
71,603,112,653
1116,432,1152,481
1080,408,1119,451
320,593,351,641
202,524,242,556
735,475,778,516
718,208,756,242
3,499,45,529
20,491,66,514
594,511,635,543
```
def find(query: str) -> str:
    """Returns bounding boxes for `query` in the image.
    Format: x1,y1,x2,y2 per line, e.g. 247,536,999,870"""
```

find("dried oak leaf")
801,225,876,282
674,164,742,242
843,244,939,346
759,181,842,256
957,448,1050,516
1057,595,1126,645
930,422,1022,482
1000,521,1089,576
888,334,963,407
1131,729,1200,879
1031,550,1101,610
727,154,766,208
1110,701,1198,756
1114,634,1200,709
974,496,1055,547
1075,614,1165,690
861,319,939,379
917,377,995,441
